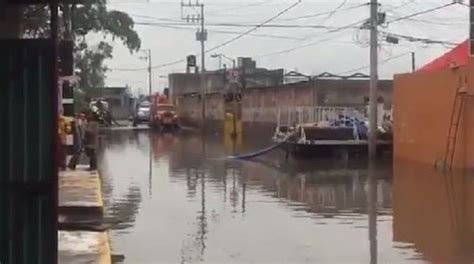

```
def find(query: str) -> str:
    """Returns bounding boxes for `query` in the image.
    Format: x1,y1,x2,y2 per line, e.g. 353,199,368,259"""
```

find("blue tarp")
332,116,368,139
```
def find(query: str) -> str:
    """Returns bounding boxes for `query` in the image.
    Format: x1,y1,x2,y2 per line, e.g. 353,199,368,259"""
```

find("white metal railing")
277,106,367,127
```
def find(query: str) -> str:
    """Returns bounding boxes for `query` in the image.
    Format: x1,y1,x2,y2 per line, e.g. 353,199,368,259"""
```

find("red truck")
150,94,179,130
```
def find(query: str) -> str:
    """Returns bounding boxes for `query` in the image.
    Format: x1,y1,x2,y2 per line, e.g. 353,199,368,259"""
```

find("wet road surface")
99,130,474,263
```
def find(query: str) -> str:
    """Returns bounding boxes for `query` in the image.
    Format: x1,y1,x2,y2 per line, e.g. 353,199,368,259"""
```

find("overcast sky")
101,0,468,95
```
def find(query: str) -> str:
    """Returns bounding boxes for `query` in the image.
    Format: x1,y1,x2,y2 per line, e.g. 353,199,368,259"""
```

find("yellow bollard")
224,111,242,153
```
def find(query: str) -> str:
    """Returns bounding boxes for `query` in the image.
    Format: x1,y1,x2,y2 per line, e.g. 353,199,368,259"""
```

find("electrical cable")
278,2,366,22
254,16,371,58
112,57,187,71
132,22,305,40
337,51,412,75
380,31,458,46
113,15,368,71
112,0,303,72
382,0,416,13
134,21,354,29
324,0,349,21
203,0,303,53
206,0,276,15
256,31,349,58
387,2,456,24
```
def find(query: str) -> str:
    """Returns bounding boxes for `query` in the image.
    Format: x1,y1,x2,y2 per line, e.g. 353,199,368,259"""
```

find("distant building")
169,57,284,97
169,57,394,135
88,86,134,120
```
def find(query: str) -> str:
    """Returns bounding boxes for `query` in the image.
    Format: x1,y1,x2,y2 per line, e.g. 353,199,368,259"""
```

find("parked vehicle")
89,99,112,127
150,103,179,130
133,100,151,127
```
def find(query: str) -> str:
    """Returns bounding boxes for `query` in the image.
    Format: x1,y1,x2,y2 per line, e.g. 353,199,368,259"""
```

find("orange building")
394,41,474,169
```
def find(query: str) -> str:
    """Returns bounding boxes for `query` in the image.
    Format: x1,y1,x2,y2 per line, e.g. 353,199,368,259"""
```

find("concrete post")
369,0,379,160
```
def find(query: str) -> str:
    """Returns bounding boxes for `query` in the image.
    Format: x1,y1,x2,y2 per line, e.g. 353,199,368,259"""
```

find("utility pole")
369,0,379,160
147,49,152,96
411,52,416,72
181,1,207,123
140,49,153,96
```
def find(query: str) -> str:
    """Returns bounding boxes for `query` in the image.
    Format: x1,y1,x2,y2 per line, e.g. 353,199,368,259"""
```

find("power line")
325,0,349,21
112,0,302,72
134,21,351,29
254,17,369,58
382,0,416,13
337,51,412,75
113,16,368,72
204,0,303,53
256,31,348,58
206,0,275,15
380,31,458,46
387,2,457,24
111,2,371,72
128,3,367,23
134,22,305,40
111,57,188,71
278,3,366,22
387,14,465,27
327,17,368,33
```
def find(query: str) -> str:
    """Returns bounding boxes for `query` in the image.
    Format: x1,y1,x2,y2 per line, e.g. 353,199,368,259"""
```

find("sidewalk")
58,165,111,264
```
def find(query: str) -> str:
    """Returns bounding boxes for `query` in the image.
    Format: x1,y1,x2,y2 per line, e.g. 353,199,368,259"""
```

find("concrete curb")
58,165,111,264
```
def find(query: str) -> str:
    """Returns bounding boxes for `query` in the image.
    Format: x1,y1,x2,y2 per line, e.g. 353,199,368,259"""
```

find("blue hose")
227,132,296,160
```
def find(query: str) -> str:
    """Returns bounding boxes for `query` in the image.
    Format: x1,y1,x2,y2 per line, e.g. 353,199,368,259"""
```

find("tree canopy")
22,0,141,101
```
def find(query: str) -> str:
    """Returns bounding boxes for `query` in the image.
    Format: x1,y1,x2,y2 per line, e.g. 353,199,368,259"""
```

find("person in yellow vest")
58,114,71,170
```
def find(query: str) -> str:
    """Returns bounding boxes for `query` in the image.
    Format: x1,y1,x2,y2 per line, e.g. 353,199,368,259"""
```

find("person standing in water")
68,111,99,170
83,111,99,170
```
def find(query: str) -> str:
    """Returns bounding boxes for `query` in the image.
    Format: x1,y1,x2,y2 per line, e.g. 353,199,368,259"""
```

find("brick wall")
177,78,393,129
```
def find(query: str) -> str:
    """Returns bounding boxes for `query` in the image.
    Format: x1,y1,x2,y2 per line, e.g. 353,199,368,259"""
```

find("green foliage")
72,0,141,52
73,1,141,94
21,1,141,97
75,41,113,90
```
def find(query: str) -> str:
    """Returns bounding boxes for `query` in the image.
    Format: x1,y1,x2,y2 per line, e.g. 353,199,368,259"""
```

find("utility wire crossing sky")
102,0,468,94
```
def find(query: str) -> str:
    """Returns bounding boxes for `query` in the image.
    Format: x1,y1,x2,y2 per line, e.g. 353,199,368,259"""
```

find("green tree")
22,1,141,101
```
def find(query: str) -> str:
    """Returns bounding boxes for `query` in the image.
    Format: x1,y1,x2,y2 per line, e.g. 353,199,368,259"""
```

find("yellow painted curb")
98,231,112,264
96,171,104,214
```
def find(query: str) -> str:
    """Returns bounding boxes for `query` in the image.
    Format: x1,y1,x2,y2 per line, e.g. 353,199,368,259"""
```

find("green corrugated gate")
0,40,57,263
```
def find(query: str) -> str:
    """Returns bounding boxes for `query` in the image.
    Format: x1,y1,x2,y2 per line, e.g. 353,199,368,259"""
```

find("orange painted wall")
393,65,474,168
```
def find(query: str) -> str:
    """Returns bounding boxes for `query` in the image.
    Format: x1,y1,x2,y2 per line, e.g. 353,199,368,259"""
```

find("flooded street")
98,130,474,264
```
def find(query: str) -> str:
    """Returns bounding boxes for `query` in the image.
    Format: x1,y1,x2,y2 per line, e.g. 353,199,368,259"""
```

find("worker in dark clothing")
83,112,99,170
67,111,87,170
67,111,99,170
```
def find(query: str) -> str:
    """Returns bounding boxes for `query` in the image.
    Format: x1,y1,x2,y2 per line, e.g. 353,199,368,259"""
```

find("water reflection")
99,131,473,263
239,160,391,217
368,161,378,264
393,160,474,263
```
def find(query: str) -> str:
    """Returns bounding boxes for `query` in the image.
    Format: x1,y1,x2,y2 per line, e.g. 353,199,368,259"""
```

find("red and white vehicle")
150,94,179,130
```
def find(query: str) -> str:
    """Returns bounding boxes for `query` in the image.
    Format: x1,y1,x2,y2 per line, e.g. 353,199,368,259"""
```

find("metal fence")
277,106,366,127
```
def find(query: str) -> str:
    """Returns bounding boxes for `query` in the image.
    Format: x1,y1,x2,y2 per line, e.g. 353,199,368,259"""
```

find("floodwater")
99,130,474,264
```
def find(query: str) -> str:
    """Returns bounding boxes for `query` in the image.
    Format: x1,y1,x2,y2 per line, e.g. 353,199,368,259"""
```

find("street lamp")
211,53,236,69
